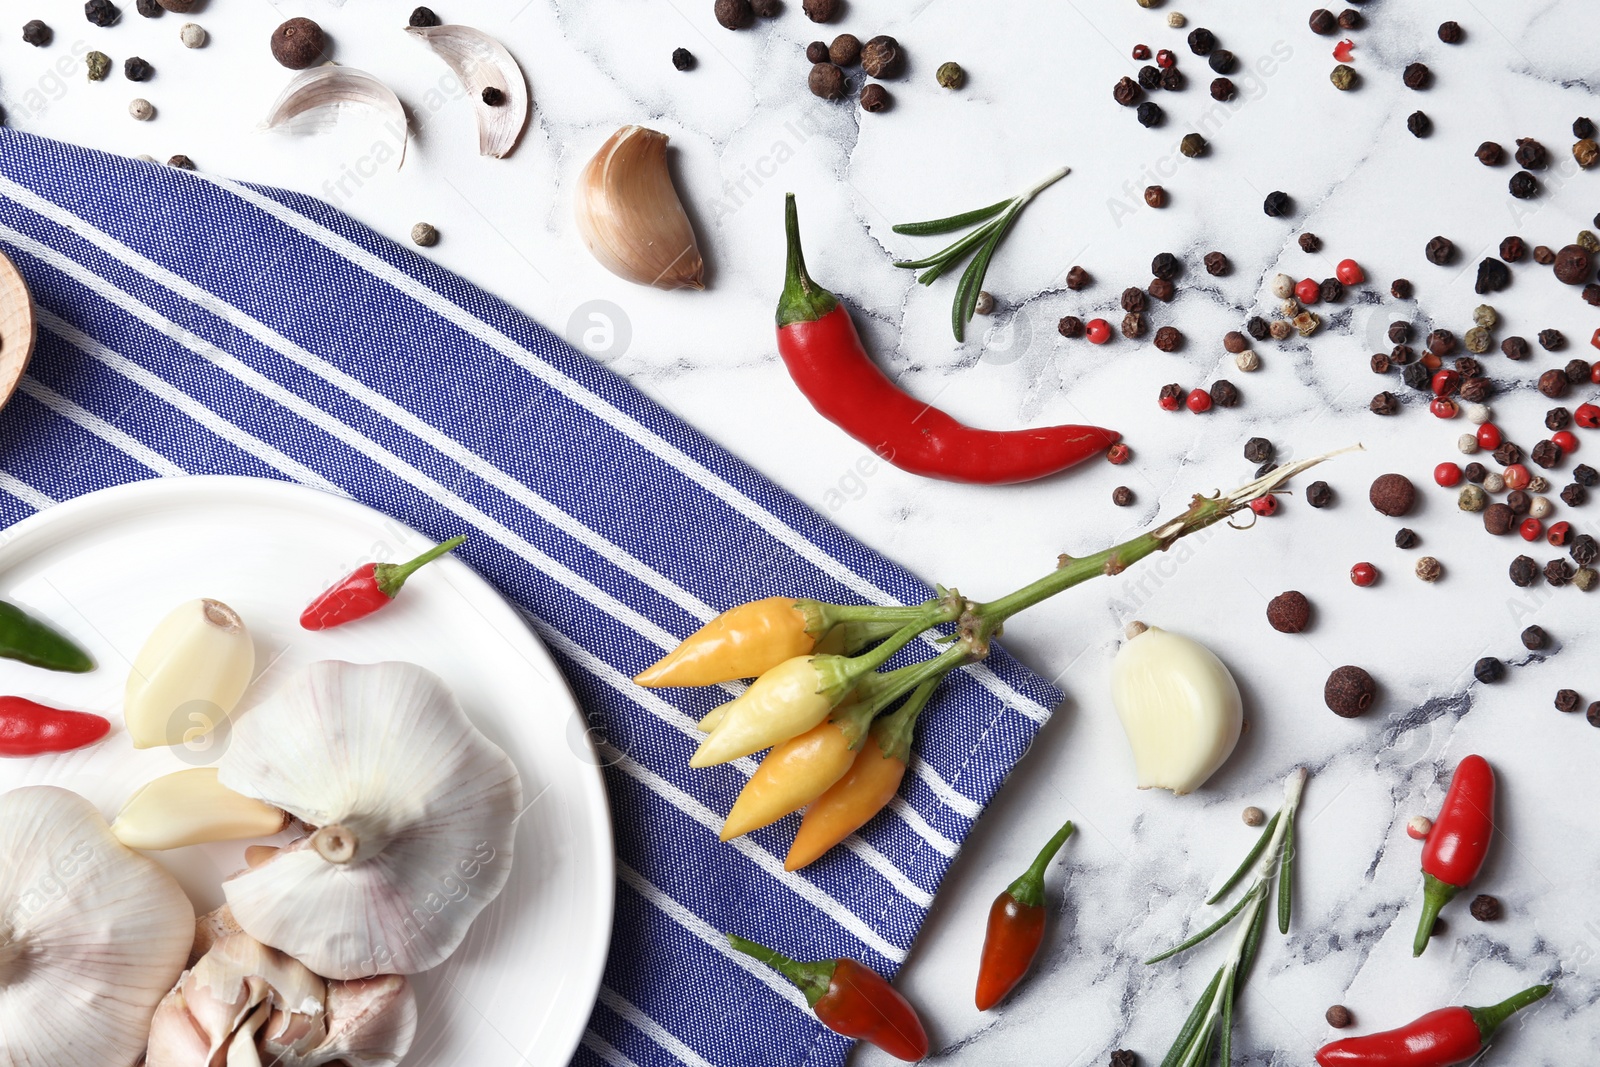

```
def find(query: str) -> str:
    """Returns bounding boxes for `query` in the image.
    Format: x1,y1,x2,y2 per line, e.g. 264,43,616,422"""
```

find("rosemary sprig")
1146,768,1308,1067
892,166,1069,342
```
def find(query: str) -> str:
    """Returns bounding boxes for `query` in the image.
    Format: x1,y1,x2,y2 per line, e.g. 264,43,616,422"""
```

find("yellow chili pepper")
689,656,847,768
720,700,876,841
785,680,938,871
636,597,819,689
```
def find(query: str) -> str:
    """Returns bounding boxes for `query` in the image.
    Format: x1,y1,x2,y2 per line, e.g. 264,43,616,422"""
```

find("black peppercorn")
1244,437,1274,464
1210,380,1240,407
1057,316,1083,339
1403,62,1430,89
1474,257,1510,294
1120,286,1147,314
1204,251,1229,276
1553,244,1592,285
1112,485,1135,507
1510,555,1540,587
271,17,327,69
829,33,861,66
1370,391,1400,415
22,19,53,45
801,0,838,21
1533,244,1557,265
1142,186,1165,209
1407,111,1432,138
1455,357,1483,379
1563,483,1589,508
1573,534,1599,567
1576,464,1599,487
1138,65,1163,91
1263,191,1291,217
1338,8,1361,29
1438,20,1463,43
1425,235,1455,265
1370,353,1391,374
1121,312,1147,339
167,154,195,170
136,0,161,17
1546,558,1575,587
1509,171,1539,199
1501,335,1530,360
1402,362,1432,391
1521,625,1547,650
1464,462,1488,483
1499,236,1526,262
672,47,695,70
1305,480,1334,508
409,6,441,27
1179,132,1207,157
1514,137,1548,169
1150,252,1180,281
1159,383,1184,408
1147,278,1175,303
1483,503,1514,535
1160,66,1185,91
85,0,119,25
1186,27,1217,55
808,62,847,99
1114,77,1143,106
1493,442,1523,467
1267,591,1311,633
1325,665,1377,717
1567,358,1593,383
1469,894,1500,921
1320,277,1343,303
1298,232,1321,254
715,0,753,29
1584,284,1600,306
1475,141,1504,166
1391,278,1413,299
1065,266,1092,292
1577,117,1598,139
481,86,506,106
1538,329,1565,352
859,83,890,112
1136,101,1164,128
860,35,901,79
1210,78,1236,102
1208,49,1236,75
1393,528,1417,549
805,41,829,63
1246,317,1269,341
1556,689,1582,713
1427,328,1457,357
1474,657,1504,684
1309,9,1337,35
1110,1052,1137,1067
1153,326,1183,352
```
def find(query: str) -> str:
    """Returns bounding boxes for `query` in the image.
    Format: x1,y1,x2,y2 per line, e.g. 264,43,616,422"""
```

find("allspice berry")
861,35,902,79
157,0,198,10
271,17,328,70
828,33,861,66
808,62,847,100
1469,894,1502,921
1553,244,1592,285
1326,1005,1354,1029
1144,185,1166,208
802,0,839,21
1325,665,1377,717
1369,473,1416,517
805,41,829,63
1242,806,1266,827
1267,591,1312,634
859,83,890,112
714,0,753,29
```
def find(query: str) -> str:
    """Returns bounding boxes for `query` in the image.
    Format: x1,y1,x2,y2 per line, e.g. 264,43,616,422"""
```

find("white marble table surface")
4,0,1597,1063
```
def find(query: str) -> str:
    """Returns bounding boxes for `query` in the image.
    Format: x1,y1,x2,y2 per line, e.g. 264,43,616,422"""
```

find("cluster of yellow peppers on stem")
635,450,1350,870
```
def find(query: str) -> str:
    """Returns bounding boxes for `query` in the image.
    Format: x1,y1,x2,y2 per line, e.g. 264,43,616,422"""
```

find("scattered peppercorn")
166,154,194,170
1464,461,1488,483
1057,316,1083,339
128,98,155,121
22,19,52,46
1203,251,1229,277
1136,101,1164,128
1160,67,1183,92
178,21,205,47
1325,665,1376,717
85,0,120,27
1509,171,1539,199
805,41,829,63
1458,485,1487,512
1305,480,1333,509
1109,1052,1137,1067
1546,558,1575,586
1153,326,1183,352
1533,244,1557,265
1391,278,1413,299
1121,312,1148,340
1243,317,1268,342
672,47,695,71
1319,277,1343,303
1554,244,1592,285
1573,534,1600,567
1584,284,1600,305
859,83,890,112
1270,320,1293,341
1066,266,1090,290
1402,363,1432,391
1138,65,1163,90
1578,231,1600,254
1564,483,1589,507
1187,27,1216,55
1395,528,1419,549
860,35,901,79
1510,555,1540,587
1578,569,1599,592
751,0,781,16
1149,253,1180,282
1326,1005,1354,1029
1493,442,1523,467
1262,191,1291,217
936,62,965,89
1575,140,1600,168
1415,556,1443,582
1407,111,1432,137
1292,233,1318,256
1369,473,1416,516
1118,287,1145,314
1428,328,1458,357
801,0,837,20
1475,141,1504,166
1403,62,1430,89
1330,65,1357,91
1474,257,1510,294
410,222,439,247
1207,49,1236,75
1243,437,1273,464
1370,391,1400,415
1520,625,1548,650
1501,335,1530,360
1438,20,1463,43
1158,384,1184,411
715,0,752,28
1473,657,1504,683
1210,380,1240,407
1386,343,1412,365
409,7,441,27
1556,689,1582,712
1469,894,1501,921
1576,464,1599,487
828,34,861,66
1425,235,1455,265
1112,486,1134,507
1142,185,1166,209
1179,133,1207,158
135,0,161,16
272,17,327,69
86,51,111,80
1578,117,1598,139
1514,137,1548,169
157,0,199,10
1538,329,1566,352
1267,591,1312,634
808,62,846,99
1210,77,1235,102
1309,9,1337,34
1463,328,1491,356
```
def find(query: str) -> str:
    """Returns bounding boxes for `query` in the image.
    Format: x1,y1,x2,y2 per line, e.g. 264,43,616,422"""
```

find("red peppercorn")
1592,327,1600,352
1429,396,1459,419
1086,318,1112,344
1350,562,1378,586
1335,258,1365,285
1156,48,1177,68
1106,442,1132,465
1250,494,1278,516
1295,278,1321,304
1132,44,1151,60
1503,463,1531,490
1575,404,1600,429
1434,462,1462,487
1592,361,1600,383
1548,521,1572,546
1552,430,1579,453
1430,369,1461,396
1420,351,1442,371
1476,423,1503,449
1186,388,1213,413
1520,517,1544,541
1158,386,1183,411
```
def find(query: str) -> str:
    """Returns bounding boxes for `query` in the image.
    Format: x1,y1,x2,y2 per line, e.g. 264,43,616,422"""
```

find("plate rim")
0,473,616,1065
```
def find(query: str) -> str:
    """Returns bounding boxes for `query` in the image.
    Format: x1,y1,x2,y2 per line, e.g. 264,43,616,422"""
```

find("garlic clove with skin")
124,598,255,750
1111,622,1243,795
112,767,289,851
405,25,530,159
575,126,706,291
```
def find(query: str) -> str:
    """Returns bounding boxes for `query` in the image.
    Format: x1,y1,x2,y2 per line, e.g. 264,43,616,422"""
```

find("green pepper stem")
854,643,970,719
1005,819,1075,909
726,933,835,1008
872,678,940,764
373,535,467,598
1413,872,1460,957
777,195,839,328
1469,983,1553,1041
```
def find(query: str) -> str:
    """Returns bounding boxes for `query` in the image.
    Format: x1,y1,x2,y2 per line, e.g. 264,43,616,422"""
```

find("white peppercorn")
1529,495,1553,518
1465,403,1492,424
129,98,156,121
1270,273,1295,299
1458,433,1480,454
1483,472,1506,493
179,21,206,47
410,222,439,247
1167,12,1187,27
1234,349,1260,372
973,291,995,315
1269,320,1293,341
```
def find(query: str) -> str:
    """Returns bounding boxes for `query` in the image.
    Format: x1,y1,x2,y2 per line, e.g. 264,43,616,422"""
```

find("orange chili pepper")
636,597,819,688
974,818,1074,1010
784,680,937,870
721,699,876,840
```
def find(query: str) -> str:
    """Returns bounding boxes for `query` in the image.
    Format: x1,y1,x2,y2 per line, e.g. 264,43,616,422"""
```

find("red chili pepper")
0,697,111,757
727,934,929,1061
774,197,1119,484
1316,983,1550,1067
975,818,1073,1010
1413,754,1495,956
300,535,467,630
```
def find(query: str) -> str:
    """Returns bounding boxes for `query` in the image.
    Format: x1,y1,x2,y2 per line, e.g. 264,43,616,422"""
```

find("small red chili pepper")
1250,494,1278,516
776,197,1120,484
1413,754,1494,956
1333,39,1355,62
1185,388,1212,414
1295,278,1321,304
1086,317,1113,344
1335,258,1364,285
1578,404,1600,429
1429,396,1458,420
1502,464,1531,490
975,819,1073,1011
1350,562,1378,586
1519,517,1544,541
0,696,111,757
1475,423,1502,449
300,535,467,630
1552,429,1579,453
1433,462,1461,487
727,934,929,1061
1548,521,1572,546
1316,983,1551,1067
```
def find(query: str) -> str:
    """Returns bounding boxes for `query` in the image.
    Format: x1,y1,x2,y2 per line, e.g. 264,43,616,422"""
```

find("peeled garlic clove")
113,768,288,851
406,24,530,159
575,126,706,291
263,66,408,168
1111,623,1242,795
125,598,255,750
313,974,417,1067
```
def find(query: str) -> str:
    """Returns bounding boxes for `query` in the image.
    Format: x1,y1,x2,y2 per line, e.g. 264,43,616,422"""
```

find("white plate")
0,476,613,1067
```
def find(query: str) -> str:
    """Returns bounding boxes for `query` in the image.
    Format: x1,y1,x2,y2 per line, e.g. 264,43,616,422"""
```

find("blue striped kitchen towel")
0,128,1061,1067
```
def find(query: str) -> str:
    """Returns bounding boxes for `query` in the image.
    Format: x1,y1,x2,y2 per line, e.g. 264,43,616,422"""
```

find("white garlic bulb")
124,598,255,750
0,786,195,1067
146,933,417,1067
218,660,522,979
1111,623,1243,795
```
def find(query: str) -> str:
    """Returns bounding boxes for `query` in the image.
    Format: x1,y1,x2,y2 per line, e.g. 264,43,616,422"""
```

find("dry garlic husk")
1111,623,1242,795
575,126,706,291
0,786,194,1067
112,768,289,851
218,660,522,979
264,66,409,167
146,933,416,1067
406,25,530,158
124,598,255,750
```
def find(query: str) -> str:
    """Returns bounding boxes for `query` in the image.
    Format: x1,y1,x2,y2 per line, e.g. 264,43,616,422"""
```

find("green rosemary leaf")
1277,806,1296,935
1207,810,1280,905
1159,966,1225,1067
891,215,1003,272
1145,885,1259,966
1219,968,1236,1067
892,197,1013,236
1234,897,1270,993
952,211,1018,341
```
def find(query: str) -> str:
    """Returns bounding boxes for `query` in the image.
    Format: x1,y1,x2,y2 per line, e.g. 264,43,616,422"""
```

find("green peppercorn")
1473,304,1498,328
936,61,965,89
1578,229,1600,254
1330,64,1357,90
1179,133,1207,158
1458,485,1487,512
86,50,112,81
1464,326,1491,354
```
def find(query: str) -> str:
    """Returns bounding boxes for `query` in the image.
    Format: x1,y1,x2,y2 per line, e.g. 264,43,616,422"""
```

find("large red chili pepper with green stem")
776,195,1120,484
727,934,929,1061
975,817,1074,1010
1413,754,1495,956
1316,983,1551,1066
0,697,110,757
300,535,466,630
